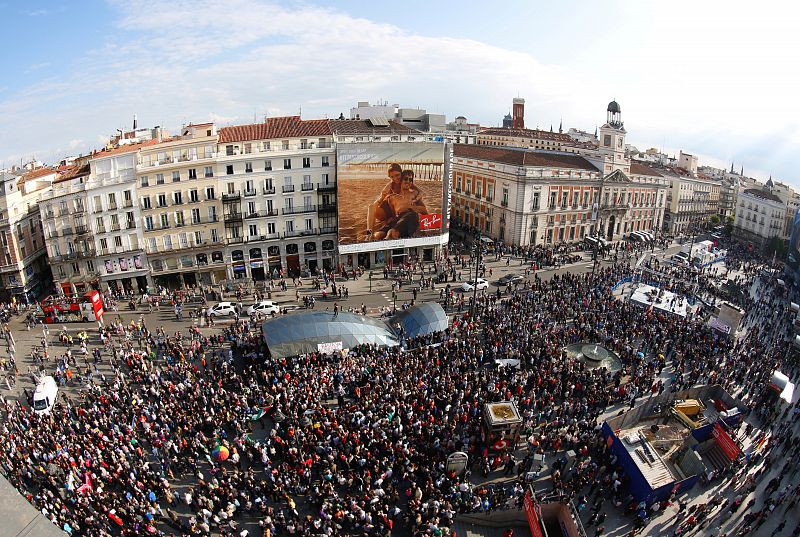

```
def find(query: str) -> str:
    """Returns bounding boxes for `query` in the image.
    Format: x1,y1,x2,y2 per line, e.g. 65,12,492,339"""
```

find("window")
96,216,105,231
285,197,294,210
204,166,213,178
247,201,256,215
226,145,235,156
172,171,180,182
157,194,167,208
160,214,169,228
113,236,122,248
604,135,611,147
141,176,149,187
286,220,294,232
163,235,172,249
245,162,253,173
321,156,329,167
264,160,272,171
302,157,311,168
156,173,164,185
173,192,183,205
86,260,94,272
142,196,151,209
532,192,540,210
305,218,313,230
321,173,329,185
283,159,291,170
145,216,153,231
211,228,219,243
191,208,201,224
282,140,289,150
205,187,215,200
267,222,276,234
249,224,258,237
108,193,117,208
561,192,568,208
583,191,590,208
303,195,312,208
226,165,234,175
188,168,197,180
208,206,217,221
176,211,185,227
227,182,235,194
190,189,199,202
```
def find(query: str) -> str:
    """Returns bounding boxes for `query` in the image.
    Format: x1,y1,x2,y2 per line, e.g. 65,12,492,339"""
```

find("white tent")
769,370,796,404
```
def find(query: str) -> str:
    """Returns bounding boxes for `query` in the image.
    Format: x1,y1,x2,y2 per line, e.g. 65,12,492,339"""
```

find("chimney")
133,114,138,130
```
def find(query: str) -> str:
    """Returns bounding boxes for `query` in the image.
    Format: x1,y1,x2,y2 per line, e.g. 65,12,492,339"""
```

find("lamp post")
470,230,482,317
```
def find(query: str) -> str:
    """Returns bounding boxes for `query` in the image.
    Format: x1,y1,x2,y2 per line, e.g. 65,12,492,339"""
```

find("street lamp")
470,230,482,317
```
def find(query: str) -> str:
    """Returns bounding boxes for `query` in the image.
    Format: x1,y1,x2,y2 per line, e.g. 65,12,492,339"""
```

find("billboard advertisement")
337,142,450,254
786,207,800,271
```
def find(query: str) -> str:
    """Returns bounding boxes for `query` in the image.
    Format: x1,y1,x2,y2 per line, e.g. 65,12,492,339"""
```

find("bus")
39,290,105,323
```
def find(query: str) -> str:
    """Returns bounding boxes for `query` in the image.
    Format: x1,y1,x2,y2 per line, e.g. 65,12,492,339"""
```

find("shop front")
231,250,247,280
285,243,301,276
266,245,282,279
303,242,318,274
249,248,266,281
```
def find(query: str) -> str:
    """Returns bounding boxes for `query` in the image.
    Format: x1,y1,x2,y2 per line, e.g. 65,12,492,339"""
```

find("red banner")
419,213,443,230
523,491,544,537
712,422,741,461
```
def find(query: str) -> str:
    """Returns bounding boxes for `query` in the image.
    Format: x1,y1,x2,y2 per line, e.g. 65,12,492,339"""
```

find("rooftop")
328,118,420,136
91,140,158,159
478,127,572,143
630,160,663,177
742,187,783,204
218,116,332,143
454,144,599,171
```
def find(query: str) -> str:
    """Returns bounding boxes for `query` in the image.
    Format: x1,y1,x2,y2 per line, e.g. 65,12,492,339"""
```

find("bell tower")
598,100,627,172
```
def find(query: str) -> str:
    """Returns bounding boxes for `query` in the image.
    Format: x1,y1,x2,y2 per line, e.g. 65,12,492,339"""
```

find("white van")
32,376,58,415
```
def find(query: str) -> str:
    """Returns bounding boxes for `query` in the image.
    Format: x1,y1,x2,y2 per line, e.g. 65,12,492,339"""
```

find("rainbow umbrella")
212,445,229,462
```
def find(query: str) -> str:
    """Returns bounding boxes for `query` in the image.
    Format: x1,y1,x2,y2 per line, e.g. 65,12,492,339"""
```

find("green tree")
709,214,721,226
765,236,787,258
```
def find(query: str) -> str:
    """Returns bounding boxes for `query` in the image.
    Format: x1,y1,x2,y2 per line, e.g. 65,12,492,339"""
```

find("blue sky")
2,0,800,186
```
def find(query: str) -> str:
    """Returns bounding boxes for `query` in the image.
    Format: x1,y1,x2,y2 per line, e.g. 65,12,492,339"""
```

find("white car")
461,278,489,292
33,376,58,415
206,302,240,318
246,300,280,316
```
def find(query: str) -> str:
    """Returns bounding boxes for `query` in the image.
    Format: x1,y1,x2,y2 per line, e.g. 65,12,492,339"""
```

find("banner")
523,491,544,537
317,341,343,354
712,422,741,461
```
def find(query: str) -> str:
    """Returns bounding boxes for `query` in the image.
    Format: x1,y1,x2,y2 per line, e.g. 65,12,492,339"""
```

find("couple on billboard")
363,163,433,241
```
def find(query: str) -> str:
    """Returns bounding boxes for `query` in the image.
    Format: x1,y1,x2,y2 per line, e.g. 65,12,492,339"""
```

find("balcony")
262,186,276,195
501,201,509,207
75,225,89,235
320,226,336,234
62,228,74,236
301,183,314,192
223,212,243,222
283,229,300,238
318,203,337,213
282,205,316,215
245,209,280,219
72,207,86,216
124,200,133,208
282,185,295,193
222,193,241,201
188,197,202,204
108,203,118,210
226,237,244,244
111,223,121,231
300,228,318,236
76,249,96,259
317,182,336,192
243,189,257,197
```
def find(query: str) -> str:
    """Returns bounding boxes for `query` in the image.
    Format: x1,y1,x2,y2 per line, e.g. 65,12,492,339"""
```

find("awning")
769,370,795,403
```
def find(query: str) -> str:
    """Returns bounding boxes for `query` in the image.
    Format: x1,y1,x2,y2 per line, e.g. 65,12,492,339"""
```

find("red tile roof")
218,116,331,143
54,163,91,184
630,161,663,177
91,140,158,159
327,119,420,135
454,144,598,171
21,167,57,181
478,127,572,143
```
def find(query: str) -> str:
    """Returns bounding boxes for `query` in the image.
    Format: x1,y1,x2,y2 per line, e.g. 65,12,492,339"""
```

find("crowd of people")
0,238,798,536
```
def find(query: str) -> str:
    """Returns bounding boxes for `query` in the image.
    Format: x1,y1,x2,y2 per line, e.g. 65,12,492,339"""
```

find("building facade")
216,116,337,280
137,123,225,288
0,166,55,302
662,172,721,234
733,187,785,248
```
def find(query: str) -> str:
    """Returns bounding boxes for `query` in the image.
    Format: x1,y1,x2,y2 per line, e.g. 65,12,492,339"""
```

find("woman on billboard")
367,169,428,240
365,164,424,241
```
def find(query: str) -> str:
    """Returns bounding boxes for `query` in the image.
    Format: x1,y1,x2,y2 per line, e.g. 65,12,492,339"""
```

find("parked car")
246,300,280,316
461,278,489,292
497,274,524,285
206,302,240,318
33,376,58,416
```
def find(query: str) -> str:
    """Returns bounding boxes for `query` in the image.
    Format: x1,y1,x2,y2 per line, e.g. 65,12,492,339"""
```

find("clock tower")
598,100,627,173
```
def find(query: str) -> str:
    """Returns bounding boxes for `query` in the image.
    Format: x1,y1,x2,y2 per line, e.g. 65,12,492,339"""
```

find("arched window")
267,246,280,257
286,244,298,255
303,242,317,253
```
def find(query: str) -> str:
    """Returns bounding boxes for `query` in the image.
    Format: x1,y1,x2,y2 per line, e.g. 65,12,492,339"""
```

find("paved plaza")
0,238,798,537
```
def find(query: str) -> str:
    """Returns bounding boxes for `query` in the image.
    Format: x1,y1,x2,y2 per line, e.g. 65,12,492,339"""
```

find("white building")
733,185,785,248
349,101,446,132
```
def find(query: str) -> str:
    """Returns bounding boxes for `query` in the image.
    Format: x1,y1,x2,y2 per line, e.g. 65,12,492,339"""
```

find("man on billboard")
371,170,429,240
365,163,423,241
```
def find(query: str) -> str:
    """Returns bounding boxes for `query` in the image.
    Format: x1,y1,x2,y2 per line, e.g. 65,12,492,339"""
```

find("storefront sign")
712,422,741,461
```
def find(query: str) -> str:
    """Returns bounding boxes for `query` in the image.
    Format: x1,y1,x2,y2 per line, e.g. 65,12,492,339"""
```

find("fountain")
562,342,622,372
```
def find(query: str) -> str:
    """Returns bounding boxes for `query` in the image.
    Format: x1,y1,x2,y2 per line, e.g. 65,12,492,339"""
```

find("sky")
2,0,800,186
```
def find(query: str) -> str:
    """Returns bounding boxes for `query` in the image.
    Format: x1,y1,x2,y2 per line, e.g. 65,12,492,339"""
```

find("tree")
709,214,721,226
765,236,787,259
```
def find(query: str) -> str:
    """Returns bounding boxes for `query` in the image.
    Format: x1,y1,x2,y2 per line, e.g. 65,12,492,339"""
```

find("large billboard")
337,142,450,254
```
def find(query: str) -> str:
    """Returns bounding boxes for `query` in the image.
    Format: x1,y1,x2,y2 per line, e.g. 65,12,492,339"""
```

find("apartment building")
0,166,55,302
137,123,224,288
733,186,785,249
661,171,721,234
41,142,151,295
216,116,336,279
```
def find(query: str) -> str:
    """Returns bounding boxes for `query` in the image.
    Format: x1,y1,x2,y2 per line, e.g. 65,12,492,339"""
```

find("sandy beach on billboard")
337,178,443,245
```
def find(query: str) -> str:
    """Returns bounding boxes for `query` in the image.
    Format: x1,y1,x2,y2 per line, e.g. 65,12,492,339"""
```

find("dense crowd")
0,240,798,536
